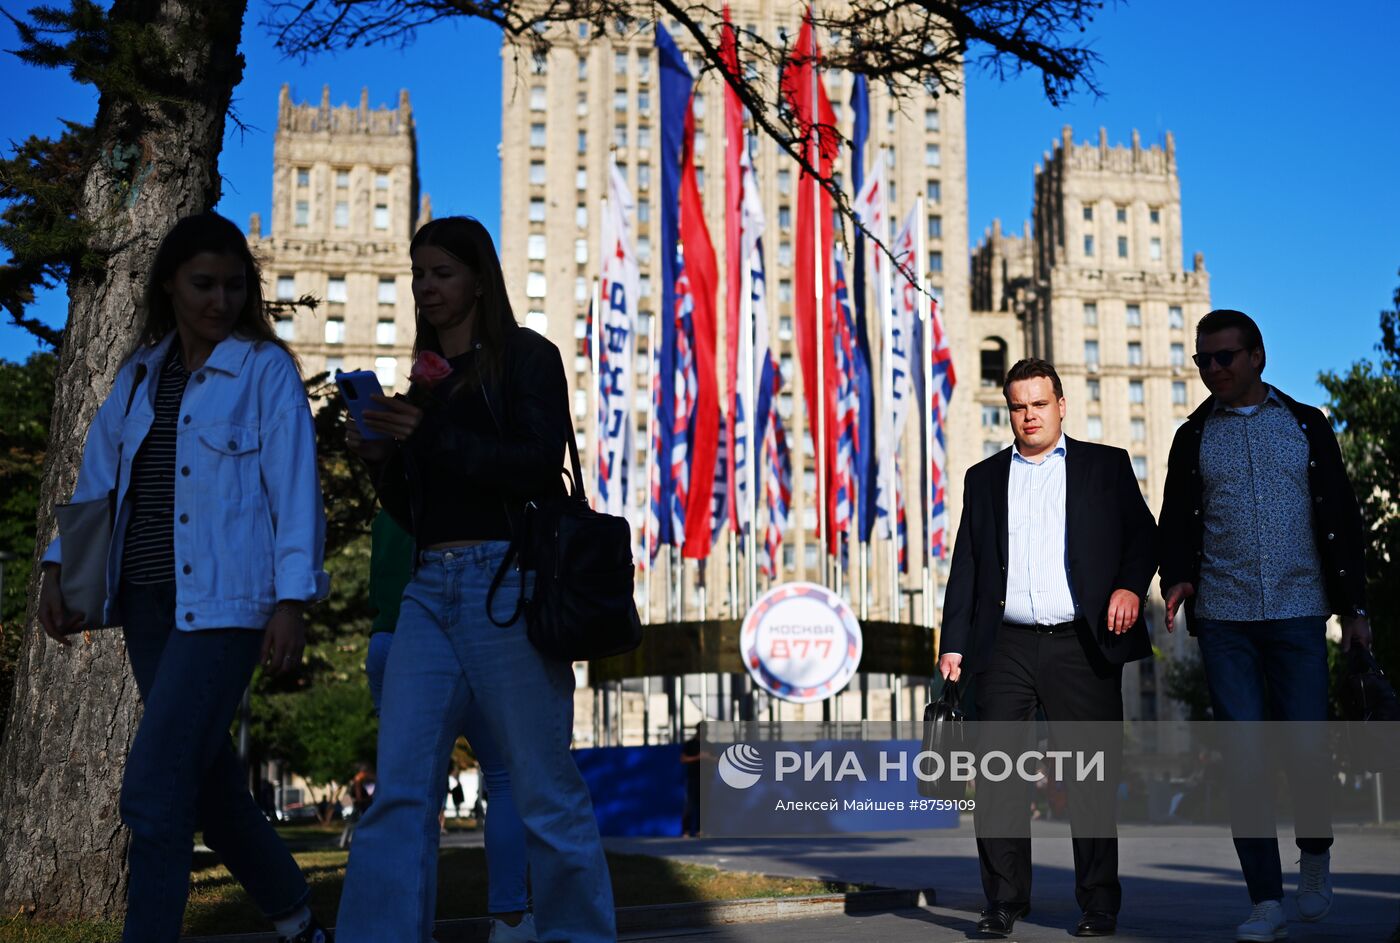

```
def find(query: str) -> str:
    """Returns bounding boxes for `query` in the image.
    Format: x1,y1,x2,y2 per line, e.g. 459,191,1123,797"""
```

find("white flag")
597,159,639,520
875,201,918,539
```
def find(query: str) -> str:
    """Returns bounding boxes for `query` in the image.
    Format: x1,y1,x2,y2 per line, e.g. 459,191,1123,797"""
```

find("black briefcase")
918,678,969,801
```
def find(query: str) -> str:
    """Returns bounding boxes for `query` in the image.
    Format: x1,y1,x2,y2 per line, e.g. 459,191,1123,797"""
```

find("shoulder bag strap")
108,362,149,522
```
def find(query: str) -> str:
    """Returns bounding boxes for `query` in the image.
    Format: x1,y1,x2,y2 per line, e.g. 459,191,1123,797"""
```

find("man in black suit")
938,358,1157,938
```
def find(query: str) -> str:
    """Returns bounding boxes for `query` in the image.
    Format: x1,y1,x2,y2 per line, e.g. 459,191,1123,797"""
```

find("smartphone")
335,370,387,440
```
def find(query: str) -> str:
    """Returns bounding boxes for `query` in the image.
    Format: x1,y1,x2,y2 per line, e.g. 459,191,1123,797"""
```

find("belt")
1004,619,1082,635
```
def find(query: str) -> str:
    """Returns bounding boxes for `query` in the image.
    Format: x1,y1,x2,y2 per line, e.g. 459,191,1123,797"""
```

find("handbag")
917,677,969,800
53,363,147,631
1339,645,1400,774
483,390,642,662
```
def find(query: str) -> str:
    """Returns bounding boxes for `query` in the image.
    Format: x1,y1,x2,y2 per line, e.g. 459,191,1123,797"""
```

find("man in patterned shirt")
1159,309,1372,942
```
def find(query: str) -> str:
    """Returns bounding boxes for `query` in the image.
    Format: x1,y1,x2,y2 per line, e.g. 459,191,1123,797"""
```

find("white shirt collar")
1012,432,1068,465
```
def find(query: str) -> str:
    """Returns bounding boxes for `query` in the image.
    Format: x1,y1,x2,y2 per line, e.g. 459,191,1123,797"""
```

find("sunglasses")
1191,347,1248,369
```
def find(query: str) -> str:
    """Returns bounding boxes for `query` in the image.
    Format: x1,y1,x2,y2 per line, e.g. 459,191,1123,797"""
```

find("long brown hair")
132,212,298,369
409,216,516,387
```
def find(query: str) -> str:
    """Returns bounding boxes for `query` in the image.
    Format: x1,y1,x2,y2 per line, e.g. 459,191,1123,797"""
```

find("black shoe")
977,901,1030,936
1073,911,1117,937
280,917,332,943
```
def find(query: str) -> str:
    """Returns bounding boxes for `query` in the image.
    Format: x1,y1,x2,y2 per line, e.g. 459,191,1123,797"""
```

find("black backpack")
485,403,642,662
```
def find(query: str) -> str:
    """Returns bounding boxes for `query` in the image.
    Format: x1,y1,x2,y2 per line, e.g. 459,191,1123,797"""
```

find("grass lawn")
0,845,847,942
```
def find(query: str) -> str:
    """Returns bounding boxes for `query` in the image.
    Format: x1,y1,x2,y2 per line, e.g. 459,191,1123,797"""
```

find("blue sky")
3,0,1397,402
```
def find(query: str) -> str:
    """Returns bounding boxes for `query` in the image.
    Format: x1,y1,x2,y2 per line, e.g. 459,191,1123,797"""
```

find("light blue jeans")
366,630,531,913
337,544,615,942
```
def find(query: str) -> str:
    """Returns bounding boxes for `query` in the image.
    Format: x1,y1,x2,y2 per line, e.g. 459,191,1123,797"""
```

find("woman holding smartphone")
339,216,613,942
37,212,331,943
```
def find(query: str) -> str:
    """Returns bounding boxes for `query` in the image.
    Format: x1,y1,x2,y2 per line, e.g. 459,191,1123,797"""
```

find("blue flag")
849,74,877,544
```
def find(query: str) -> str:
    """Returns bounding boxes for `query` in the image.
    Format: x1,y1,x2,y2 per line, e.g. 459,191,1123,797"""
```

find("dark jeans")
119,581,308,942
974,623,1125,915
1195,616,1334,904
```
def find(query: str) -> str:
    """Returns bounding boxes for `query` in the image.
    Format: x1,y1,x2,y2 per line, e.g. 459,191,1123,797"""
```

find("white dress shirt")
1003,434,1078,626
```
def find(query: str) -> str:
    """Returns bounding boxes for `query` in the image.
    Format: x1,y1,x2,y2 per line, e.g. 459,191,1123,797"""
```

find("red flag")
781,13,841,553
721,6,744,534
680,97,721,560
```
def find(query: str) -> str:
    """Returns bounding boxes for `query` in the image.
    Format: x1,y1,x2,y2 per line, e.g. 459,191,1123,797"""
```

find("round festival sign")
740,582,863,704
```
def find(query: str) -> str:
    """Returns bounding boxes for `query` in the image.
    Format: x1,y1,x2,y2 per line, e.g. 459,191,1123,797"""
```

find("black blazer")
1158,389,1368,633
939,437,1158,673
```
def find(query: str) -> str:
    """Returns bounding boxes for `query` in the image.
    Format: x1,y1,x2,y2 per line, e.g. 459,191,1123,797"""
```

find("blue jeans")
365,630,531,913
1195,616,1334,903
337,544,615,942
118,581,308,943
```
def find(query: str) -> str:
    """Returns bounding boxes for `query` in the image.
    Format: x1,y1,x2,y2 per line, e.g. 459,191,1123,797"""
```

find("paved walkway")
606,821,1400,941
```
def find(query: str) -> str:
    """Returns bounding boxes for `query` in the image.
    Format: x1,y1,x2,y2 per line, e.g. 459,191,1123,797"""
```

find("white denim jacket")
45,332,330,629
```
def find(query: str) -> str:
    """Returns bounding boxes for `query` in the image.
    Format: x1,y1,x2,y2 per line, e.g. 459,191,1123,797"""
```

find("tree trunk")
0,0,248,919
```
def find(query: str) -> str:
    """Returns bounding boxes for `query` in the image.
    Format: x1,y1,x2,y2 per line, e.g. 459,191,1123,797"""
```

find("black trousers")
973,622,1124,914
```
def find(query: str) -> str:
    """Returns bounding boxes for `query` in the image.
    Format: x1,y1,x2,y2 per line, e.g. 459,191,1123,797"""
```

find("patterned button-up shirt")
1196,388,1329,621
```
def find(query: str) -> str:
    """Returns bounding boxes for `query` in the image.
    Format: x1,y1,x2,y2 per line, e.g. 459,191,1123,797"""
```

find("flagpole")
915,196,934,630
590,275,602,511
880,196,899,624
743,219,759,611
643,307,660,624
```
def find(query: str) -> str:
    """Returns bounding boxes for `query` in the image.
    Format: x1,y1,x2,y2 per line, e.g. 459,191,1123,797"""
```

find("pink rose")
410,351,453,388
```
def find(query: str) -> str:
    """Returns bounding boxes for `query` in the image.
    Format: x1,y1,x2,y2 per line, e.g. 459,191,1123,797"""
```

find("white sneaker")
1296,850,1333,922
488,912,537,942
1237,899,1288,941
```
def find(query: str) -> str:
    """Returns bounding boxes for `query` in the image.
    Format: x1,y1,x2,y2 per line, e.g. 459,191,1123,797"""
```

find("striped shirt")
1003,434,1078,626
123,344,190,585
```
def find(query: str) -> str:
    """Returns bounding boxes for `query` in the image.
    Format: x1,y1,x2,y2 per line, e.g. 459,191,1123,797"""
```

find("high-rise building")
971,125,1213,720
499,8,971,629
249,85,424,389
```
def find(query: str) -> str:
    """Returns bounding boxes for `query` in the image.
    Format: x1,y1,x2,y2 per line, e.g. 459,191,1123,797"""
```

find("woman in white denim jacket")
37,213,333,943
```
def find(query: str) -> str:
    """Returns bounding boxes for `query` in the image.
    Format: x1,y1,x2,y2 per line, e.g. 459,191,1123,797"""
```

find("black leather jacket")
1158,388,1368,633
372,326,570,556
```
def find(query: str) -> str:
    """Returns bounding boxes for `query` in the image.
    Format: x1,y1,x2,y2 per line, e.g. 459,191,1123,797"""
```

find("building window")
573,389,587,418
376,319,396,345
294,201,309,227
614,50,628,75
1150,207,1161,224
530,86,546,110
1172,381,1188,405
928,251,943,273
1083,235,1094,257
1083,302,1098,326
637,164,650,190
614,123,628,147
981,404,1006,428
779,315,793,340
1087,378,1101,401
577,55,587,81
980,337,1007,387
1170,342,1186,368
693,130,707,153
777,206,792,231
637,125,651,149
777,169,791,195
1117,235,1129,258
926,179,941,203
1169,305,1184,329
576,130,587,154
577,92,588,116
1129,380,1145,404
983,441,1002,459
778,279,793,303
574,276,588,303
613,89,628,112
1086,416,1103,440
1128,342,1143,366
637,51,651,81
529,198,546,222
1149,237,1162,261
777,241,792,267
530,161,546,185
924,144,941,167
575,204,588,229
695,167,705,189
526,272,547,298
1085,340,1100,369
576,167,587,190
377,278,396,305
1132,455,1148,481
296,168,310,187
530,123,546,148
1131,417,1146,441
325,318,346,345
637,236,651,262
638,89,651,114
274,317,294,341
334,201,349,228
373,204,389,230
1116,205,1128,223
575,238,588,264
326,276,347,304
375,356,397,389
927,216,942,239
376,172,391,191
1083,205,1093,221
526,311,548,334
335,170,349,188
692,93,705,120
528,234,546,260
636,199,649,223
1126,303,1142,327
276,275,295,301
924,108,940,132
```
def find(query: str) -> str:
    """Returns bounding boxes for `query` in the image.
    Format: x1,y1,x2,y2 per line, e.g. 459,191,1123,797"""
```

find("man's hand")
38,565,81,644
1163,582,1195,632
938,653,962,683
261,602,307,676
1106,589,1141,635
1340,614,1373,653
